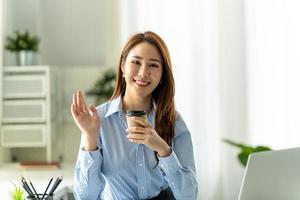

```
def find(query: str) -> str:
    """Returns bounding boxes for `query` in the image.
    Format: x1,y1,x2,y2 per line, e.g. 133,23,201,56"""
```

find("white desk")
0,163,75,200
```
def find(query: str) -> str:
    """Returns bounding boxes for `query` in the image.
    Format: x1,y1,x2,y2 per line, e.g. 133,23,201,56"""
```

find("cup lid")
126,110,146,116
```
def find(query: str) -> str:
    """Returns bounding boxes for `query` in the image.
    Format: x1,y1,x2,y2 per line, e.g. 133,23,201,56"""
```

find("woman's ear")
121,63,125,74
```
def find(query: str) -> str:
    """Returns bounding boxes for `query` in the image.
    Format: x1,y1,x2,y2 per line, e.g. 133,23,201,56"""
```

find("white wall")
218,0,247,199
245,0,300,149
0,0,3,164
4,0,109,66
0,0,12,163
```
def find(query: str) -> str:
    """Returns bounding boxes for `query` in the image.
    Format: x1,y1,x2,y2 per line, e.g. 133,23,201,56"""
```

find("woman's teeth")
134,80,149,86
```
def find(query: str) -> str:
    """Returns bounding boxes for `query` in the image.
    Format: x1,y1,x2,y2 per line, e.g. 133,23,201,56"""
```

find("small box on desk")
19,161,61,170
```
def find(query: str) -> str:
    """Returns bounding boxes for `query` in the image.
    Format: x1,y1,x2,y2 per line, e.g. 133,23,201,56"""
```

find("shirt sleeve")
73,135,106,200
158,113,198,200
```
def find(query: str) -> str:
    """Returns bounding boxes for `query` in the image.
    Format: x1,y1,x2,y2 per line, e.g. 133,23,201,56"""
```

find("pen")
48,176,59,193
41,177,53,199
21,181,32,195
48,176,63,195
29,180,40,200
21,177,34,195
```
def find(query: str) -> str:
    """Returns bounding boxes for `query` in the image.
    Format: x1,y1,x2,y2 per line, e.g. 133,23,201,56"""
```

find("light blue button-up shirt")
73,96,197,200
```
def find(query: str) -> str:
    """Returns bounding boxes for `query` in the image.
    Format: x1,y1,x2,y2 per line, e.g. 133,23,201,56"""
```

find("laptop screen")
238,147,300,200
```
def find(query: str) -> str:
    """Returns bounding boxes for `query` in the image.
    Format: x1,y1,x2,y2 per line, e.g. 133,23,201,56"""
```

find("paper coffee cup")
126,110,147,128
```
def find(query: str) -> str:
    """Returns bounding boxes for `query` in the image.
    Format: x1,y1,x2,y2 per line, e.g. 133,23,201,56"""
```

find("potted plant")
9,184,24,200
223,139,272,167
5,30,40,66
87,68,116,105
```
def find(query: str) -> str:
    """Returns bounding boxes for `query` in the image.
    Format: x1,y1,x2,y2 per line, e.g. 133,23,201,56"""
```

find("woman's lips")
134,79,150,87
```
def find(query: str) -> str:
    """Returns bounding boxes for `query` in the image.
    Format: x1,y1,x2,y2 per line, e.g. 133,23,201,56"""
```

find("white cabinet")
2,100,46,123
1,125,46,147
3,75,47,98
0,66,60,162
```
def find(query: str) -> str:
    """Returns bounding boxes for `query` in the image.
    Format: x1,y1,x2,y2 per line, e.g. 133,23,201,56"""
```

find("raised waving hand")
71,90,100,150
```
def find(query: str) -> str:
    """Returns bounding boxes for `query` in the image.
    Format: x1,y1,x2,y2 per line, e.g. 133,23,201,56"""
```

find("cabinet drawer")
2,100,46,123
3,75,46,98
1,125,46,147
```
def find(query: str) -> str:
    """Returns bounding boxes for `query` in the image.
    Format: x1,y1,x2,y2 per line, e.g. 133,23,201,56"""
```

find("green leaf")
9,184,24,200
254,146,272,152
5,30,40,52
223,138,272,167
238,152,249,167
222,139,252,149
86,69,117,104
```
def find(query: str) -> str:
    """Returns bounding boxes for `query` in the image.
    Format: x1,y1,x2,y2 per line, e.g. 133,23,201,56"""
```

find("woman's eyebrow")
132,55,143,59
131,55,161,63
149,58,161,63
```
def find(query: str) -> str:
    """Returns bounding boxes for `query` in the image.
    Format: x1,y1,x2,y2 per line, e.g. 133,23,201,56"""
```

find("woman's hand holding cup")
126,110,171,157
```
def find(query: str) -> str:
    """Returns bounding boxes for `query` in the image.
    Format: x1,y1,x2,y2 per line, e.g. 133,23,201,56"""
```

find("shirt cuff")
158,150,182,175
78,146,102,170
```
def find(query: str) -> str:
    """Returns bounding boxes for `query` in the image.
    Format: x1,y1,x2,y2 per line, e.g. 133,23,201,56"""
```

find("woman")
72,31,197,200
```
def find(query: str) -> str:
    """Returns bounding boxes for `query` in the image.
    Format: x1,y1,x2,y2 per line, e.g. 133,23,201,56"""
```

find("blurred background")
1,0,300,199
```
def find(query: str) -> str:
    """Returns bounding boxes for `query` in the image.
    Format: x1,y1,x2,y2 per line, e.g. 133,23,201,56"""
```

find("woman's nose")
138,64,149,76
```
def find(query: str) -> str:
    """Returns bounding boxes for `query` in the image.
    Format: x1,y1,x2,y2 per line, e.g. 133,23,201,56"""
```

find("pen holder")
26,194,53,200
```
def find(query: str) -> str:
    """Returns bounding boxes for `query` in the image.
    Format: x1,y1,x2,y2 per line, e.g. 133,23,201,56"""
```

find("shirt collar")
104,96,157,118
104,96,122,118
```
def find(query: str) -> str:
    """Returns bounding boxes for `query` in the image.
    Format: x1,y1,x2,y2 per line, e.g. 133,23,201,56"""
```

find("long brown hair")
111,31,176,149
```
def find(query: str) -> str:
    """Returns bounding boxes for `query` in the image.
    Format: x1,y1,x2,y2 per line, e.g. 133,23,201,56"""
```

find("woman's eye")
131,60,140,65
149,63,159,68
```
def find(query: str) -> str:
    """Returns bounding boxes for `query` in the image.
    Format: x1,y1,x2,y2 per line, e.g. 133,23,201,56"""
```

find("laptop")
238,147,300,200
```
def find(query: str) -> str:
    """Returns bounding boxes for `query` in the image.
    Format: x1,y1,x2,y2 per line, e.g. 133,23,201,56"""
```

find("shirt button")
141,187,144,190
139,163,143,167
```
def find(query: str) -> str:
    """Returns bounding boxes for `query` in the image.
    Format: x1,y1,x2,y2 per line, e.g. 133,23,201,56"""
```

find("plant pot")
16,50,34,66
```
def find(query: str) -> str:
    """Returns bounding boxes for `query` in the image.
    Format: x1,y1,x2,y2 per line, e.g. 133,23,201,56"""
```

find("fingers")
89,105,97,113
127,126,147,134
89,105,98,118
71,102,78,118
79,90,89,111
72,92,78,110
128,138,144,144
71,94,78,116
72,90,88,113
71,90,93,120
127,133,145,140
127,133,145,144
77,90,88,113
130,117,150,127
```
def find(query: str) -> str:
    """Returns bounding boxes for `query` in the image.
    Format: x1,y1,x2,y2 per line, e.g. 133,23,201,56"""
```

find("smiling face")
121,42,163,99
